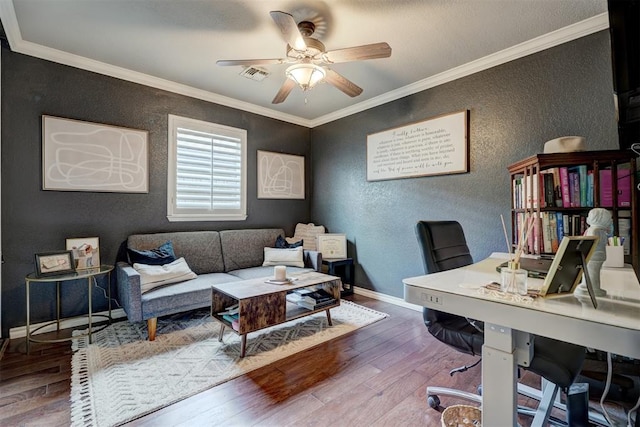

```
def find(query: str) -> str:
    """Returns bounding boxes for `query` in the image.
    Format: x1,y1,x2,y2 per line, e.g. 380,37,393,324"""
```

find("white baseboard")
10,308,127,339
352,286,423,312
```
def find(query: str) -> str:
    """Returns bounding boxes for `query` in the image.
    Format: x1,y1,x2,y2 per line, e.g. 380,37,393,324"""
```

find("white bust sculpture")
575,208,612,298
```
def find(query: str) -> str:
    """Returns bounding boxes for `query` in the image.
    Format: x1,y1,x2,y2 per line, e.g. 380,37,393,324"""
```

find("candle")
274,265,287,281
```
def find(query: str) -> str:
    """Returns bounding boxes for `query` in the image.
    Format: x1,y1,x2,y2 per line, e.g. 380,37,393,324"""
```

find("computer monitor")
539,236,599,308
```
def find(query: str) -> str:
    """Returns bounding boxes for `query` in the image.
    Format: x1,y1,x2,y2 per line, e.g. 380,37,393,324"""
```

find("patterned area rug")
70,301,388,427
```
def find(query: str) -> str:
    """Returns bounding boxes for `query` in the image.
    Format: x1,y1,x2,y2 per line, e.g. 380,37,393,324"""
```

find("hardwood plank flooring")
0,295,636,426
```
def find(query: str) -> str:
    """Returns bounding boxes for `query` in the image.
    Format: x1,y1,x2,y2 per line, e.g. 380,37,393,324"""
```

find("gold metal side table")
25,265,114,353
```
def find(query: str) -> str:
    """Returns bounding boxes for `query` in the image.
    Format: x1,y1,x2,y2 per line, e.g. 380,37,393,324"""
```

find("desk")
25,265,114,353
403,253,640,426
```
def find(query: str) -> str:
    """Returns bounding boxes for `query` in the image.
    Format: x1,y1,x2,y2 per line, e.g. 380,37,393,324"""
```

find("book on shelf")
529,213,541,254
600,168,613,207
599,163,632,207
297,298,337,311
551,167,563,207
586,170,594,207
218,304,239,316
513,177,520,209
555,211,565,240
301,289,334,305
577,165,588,207
286,293,302,303
541,212,552,253
617,163,632,207
568,170,579,207
542,171,555,208
514,212,540,254
559,167,571,208
529,173,539,208
527,211,593,255
549,213,559,252
222,313,239,325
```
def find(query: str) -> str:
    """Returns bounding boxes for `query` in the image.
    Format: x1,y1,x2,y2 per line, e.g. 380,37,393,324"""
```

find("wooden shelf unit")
507,150,638,272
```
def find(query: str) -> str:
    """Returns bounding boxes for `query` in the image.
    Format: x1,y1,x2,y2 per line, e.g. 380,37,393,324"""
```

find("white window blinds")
167,115,247,221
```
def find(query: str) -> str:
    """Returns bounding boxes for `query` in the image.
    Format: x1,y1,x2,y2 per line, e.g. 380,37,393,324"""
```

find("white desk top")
403,253,640,358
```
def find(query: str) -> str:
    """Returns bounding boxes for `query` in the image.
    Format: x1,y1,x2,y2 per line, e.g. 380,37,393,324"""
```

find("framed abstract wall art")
257,150,305,199
42,115,149,193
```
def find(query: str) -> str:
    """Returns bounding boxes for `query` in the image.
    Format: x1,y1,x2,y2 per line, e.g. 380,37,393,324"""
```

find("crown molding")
0,1,609,129
309,12,610,127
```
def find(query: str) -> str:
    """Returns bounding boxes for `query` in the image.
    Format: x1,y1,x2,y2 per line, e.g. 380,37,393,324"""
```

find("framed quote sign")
366,110,469,181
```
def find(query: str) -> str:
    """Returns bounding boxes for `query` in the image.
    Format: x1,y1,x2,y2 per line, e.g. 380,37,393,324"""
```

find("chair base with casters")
415,220,589,426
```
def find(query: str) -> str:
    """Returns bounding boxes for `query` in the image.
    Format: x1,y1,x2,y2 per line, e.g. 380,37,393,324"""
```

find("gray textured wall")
311,31,620,298
1,49,311,335
0,29,626,335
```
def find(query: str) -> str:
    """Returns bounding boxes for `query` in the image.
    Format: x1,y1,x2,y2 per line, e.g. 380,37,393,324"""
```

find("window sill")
167,214,248,222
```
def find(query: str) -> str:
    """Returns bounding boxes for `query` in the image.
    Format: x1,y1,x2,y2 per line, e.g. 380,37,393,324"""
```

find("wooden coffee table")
211,271,342,357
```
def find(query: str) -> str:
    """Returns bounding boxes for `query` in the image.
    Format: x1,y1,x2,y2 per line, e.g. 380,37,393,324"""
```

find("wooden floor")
0,295,636,426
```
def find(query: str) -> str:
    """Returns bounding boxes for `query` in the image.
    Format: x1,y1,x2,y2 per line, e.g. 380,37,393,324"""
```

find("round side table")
25,265,114,353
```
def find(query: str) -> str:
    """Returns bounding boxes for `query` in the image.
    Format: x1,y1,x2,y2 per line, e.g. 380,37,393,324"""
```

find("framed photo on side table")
35,251,76,277
317,234,347,259
66,237,100,269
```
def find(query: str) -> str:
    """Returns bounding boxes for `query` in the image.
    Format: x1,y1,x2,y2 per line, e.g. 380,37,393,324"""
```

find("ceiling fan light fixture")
285,63,326,91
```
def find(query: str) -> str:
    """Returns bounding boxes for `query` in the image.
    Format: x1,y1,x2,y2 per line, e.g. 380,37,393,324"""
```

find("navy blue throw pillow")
128,241,176,265
275,235,303,249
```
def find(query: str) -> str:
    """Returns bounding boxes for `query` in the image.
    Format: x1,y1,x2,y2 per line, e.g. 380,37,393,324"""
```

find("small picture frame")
317,234,347,259
66,237,100,269
35,251,76,277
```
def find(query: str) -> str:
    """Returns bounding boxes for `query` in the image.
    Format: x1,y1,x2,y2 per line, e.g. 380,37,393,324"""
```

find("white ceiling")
0,0,609,127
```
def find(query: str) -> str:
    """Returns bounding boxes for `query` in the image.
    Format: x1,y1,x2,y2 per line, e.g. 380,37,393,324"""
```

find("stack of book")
286,288,336,310
512,163,632,210
218,304,239,331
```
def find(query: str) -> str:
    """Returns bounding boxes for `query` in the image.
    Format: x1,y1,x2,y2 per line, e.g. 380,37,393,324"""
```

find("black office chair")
416,220,588,426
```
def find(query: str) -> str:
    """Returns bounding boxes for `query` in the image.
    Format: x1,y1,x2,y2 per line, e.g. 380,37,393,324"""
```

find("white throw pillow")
262,247,304,267
133,257,197,293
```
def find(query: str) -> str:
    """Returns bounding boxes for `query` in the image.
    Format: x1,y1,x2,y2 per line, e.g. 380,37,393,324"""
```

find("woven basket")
440,404,482,427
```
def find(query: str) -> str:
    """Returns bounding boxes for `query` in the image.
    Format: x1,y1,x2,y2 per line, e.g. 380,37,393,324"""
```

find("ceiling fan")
216,11,392,104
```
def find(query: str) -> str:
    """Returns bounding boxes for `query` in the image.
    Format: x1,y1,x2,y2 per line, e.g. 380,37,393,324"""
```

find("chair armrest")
304,250,322,272
116,261,143,322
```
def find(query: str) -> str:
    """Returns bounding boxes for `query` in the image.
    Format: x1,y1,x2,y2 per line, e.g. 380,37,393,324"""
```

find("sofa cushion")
262,247,304,267
220,228,284,271
275,234,303,248
128,231,224,274
140,272,242,319
128,241,176,265
286,223,325,251
133,257,197,293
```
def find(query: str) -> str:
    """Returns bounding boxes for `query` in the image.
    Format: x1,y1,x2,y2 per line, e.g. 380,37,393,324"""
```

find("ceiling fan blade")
216,58,284,66
272,79,297,104
324,69,363,97
324,42,392,63
270,11,307,52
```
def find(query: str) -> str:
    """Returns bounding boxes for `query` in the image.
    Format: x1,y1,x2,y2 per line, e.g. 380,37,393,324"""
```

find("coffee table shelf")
211,272,342,357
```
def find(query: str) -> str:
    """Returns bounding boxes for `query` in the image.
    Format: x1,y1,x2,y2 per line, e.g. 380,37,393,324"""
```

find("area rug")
70,301,388,427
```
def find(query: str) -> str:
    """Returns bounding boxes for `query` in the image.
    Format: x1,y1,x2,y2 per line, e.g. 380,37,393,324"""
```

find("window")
167,115,247,221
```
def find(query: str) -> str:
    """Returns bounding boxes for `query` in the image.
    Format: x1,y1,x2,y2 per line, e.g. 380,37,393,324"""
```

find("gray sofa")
116,228,321,340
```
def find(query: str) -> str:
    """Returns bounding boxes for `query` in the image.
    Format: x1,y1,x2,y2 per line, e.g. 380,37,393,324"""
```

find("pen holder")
501,261,528,295
603,246,624,268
